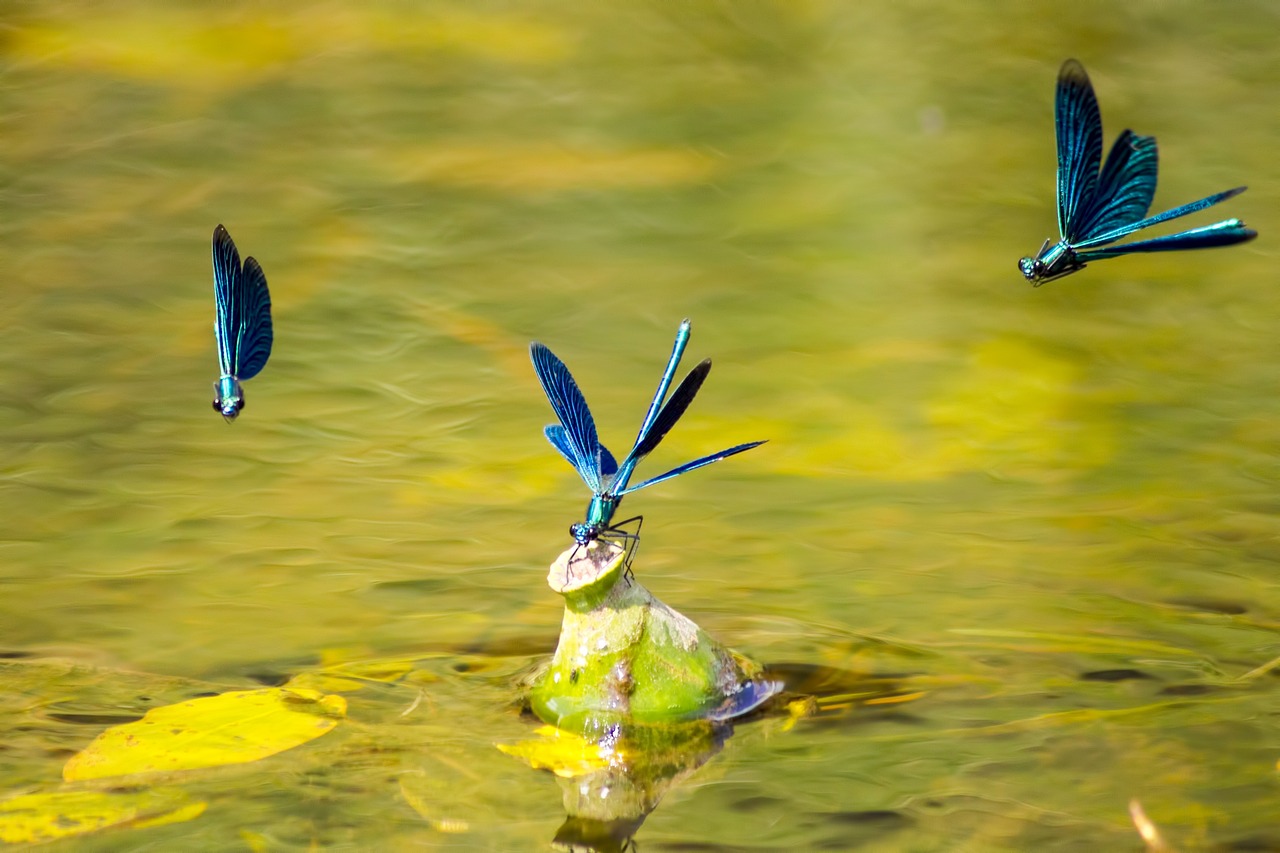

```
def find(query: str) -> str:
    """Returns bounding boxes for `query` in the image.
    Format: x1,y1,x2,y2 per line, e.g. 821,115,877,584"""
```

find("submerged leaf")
0,788,205,844
286,657,416,693
62,687,346,781
497,725,616,778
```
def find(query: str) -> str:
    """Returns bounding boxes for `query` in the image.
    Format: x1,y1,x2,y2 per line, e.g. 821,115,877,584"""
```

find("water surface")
1,2,1277,849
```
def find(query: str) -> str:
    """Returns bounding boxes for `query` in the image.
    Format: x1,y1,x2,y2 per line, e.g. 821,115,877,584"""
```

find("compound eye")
236,399,245,412
212,399,222,412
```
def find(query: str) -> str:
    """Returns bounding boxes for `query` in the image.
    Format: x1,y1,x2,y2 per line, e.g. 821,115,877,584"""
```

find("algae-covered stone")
528,542,780,733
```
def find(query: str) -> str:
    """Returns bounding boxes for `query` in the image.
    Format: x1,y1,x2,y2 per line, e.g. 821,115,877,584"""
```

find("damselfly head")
213,382,245,421
219,399,244,421
1019,238,1054,284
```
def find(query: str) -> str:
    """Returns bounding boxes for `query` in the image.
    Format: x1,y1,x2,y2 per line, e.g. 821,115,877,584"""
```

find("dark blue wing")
599,444,618,479
235,256,273,379
1055,59,1104,242
618,440,766,496
612,320,692,490
212,225,273,380
613,360,710,492
1077,218,1256,260
1074,186,1249,250
631,320,691,449
1072,130,1158,244
626,359,710,470
211,225,240,377
530,342,603,493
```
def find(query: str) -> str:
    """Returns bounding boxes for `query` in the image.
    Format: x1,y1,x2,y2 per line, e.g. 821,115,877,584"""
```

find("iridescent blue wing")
1077,218,1257,260
630,360,710,462
1055,59,1104,242
212,225,273,380
543,425,580,470
531,342,603,493
1072,130,1158,244
545,425,618,481
631,320,690,447
618,440,766,496
234,255,273,380
1074,186,1249,250
613,360,709,492
612,320,692,492
211,225,240,377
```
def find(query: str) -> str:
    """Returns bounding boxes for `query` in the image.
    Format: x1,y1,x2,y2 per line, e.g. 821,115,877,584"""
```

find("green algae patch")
528,542,780,732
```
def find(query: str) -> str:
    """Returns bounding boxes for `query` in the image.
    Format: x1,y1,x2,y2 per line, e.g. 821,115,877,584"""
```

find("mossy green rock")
528,542,779,734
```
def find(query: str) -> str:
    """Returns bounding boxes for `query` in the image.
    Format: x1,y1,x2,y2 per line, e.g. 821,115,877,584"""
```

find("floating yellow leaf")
497,725,616,778
62,688,346,781
781,696,819,731
0,788,205,844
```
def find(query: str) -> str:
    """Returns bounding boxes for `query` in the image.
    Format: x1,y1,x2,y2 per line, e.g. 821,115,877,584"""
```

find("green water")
2,2,1278,849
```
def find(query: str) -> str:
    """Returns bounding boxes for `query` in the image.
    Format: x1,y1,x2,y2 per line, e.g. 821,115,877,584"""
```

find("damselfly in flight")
1019,59,1255,286
530,320,764,575
211,225,273,421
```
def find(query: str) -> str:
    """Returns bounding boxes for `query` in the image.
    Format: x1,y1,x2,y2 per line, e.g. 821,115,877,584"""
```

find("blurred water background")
2,1,1278,849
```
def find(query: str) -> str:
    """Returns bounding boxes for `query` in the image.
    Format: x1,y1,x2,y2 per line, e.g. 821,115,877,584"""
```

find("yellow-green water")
2,2,1278,849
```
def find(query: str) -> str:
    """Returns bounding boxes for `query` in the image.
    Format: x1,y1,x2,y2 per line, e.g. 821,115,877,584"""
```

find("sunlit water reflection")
1,2,1277,849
